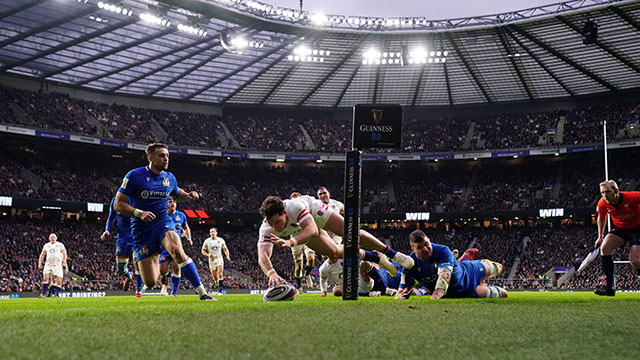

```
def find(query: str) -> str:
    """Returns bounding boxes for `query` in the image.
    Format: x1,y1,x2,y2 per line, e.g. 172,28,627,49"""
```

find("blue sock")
134,273,143,292
116,261,131,279
383,246,397,259
219,279,224,292
362,250,380,263
178,258,202,289
171,274,181,296
54,286,61,297
42,283,49,296
367,267,382,282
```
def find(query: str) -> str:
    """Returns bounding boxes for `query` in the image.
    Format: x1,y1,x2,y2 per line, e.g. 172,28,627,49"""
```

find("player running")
159,199,192,296
593,180,640,296
395,230,508,300
258,195,413,287
201,227,230,293
38,233,68,297
115,143,214,301
101,196,143,295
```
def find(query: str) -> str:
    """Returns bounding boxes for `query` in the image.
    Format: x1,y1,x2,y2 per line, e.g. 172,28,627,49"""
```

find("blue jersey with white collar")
400,243,482,297
117,166,179,238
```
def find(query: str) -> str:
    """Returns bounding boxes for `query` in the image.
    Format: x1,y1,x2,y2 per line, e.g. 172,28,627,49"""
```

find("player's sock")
218,279,224,292
55,286,61,297
213,279,219,288
601,255,615,289
134,271,143,292
383,246,397,259
296,277,302,288
178,258,205,294
160,273,169,286
361,250,380,263
41,283,49,297
304,264,312,277
171,273,181,296
49,285,58,297
47,285,54,297
116,259,132,279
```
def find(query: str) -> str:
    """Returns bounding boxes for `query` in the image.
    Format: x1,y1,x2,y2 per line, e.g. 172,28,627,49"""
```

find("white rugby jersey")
319,259,344,293
258,198,313,246
326,198,344,214
42,242,66,267
202,237,226,259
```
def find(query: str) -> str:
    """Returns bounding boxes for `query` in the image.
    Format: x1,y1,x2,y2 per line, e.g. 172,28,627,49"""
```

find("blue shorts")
608,228,640,246
159,248,173,264
446,260,486,298
115,233,134,257
133,220,177,261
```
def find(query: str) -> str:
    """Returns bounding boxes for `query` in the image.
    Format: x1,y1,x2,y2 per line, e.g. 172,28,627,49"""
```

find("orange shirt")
597,192,640,229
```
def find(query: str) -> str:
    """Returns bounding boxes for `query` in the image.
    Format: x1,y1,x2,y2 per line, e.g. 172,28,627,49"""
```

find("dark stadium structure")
0,0,639,106
1,0,640,296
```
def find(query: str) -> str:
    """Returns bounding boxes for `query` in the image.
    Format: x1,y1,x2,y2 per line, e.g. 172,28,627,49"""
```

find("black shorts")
607,228,640,246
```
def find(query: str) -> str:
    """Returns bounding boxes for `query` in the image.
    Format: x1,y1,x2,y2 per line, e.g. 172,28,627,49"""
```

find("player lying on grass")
323,258,429,297
394,230,508,300
258,195,414,287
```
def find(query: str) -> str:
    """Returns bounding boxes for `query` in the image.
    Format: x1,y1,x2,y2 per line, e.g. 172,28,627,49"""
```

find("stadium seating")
1,85,639,153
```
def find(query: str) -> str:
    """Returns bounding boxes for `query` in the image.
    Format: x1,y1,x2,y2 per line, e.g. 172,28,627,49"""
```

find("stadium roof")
0,0,639,107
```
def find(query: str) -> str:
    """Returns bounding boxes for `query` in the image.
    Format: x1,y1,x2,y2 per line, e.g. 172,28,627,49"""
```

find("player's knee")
144,278,156,288
483,285,507,298
630,257,640,269
482,260,503,278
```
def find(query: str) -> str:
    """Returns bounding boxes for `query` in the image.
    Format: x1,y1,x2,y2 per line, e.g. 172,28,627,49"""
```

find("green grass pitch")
1,292,639,360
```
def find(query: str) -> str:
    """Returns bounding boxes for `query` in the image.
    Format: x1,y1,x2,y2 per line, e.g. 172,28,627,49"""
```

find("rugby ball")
263,283,297,302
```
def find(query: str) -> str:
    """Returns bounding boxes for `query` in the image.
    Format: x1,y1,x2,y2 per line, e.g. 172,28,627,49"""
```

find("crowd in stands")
1,85,639,154
0,140,639,213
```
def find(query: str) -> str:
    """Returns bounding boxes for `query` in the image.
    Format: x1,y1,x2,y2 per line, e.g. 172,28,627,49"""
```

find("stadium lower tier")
2,217,638,294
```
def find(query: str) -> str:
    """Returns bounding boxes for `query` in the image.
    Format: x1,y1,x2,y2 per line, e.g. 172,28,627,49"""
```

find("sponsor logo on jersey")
139,247,149,255
140,190,169,199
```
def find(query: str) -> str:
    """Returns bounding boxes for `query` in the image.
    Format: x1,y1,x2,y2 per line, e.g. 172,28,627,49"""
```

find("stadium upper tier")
0,85,639,154
0,136,638,213
0,0,639,106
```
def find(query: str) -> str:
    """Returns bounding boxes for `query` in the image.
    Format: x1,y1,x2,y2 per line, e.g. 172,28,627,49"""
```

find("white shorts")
359,278,374,293
43,264,63,278
209,257,224,270
292,245,316,260
310,201,333,229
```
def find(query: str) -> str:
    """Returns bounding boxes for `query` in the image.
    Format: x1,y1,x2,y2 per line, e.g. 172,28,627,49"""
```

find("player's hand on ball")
100,231,110,241
268,273,286,288
139,211,155,222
